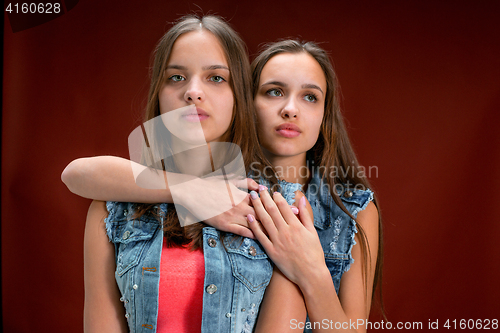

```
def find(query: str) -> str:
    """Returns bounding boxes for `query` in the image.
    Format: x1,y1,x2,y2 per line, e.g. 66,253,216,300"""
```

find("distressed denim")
283,171,374,293
267,171,373,333
105,202,274,333
104,169,373,333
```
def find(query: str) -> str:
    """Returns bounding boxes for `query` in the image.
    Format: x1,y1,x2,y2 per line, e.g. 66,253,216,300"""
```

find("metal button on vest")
133,284,138,290
122,231,131,240
208,238,217,248
226,313,231,318
123,209,128,216
125,313,130,318
248,246,256,256
206,284,217,294
344,190,353,198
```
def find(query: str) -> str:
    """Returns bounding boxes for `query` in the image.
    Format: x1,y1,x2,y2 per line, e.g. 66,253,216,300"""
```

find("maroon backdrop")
3,1,500,332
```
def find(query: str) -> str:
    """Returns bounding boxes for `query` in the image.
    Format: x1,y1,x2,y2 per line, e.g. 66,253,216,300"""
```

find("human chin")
200,127,222,143
263,141,298,158
159,104,207,146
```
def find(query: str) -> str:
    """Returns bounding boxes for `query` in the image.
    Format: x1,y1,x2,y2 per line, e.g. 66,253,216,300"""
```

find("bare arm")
299,202,379,333
62,156,261,238
62,156,173,203
249,188,379,333
84,200,128,333
253,191,311,332
255,267,307,332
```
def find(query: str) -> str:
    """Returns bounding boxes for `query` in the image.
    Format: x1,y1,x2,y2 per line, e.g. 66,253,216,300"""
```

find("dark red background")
3,1,500,332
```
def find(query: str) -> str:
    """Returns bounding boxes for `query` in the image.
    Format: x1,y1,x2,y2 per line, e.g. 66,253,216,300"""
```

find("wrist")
298,265,332,298
168,173,200,206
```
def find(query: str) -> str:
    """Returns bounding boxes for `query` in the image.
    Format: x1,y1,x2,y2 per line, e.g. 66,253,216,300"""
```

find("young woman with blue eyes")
75,15,287,333
63,25,382,333
246,40,383,332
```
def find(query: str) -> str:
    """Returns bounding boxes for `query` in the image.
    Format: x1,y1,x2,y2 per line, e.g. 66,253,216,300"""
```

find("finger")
246,178,259,191
249,190,279,240
238,195,256,215
229,177,259,192
226,224,255,239
227,212,252,228
298,195,315,231
229,197,257,227
258,188,288,230
247,214,273,250
290,205,299,215
272,192,301,227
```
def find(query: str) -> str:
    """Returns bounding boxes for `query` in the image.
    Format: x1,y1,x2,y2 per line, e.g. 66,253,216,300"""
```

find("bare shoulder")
356,201,378,229
86,200,109,226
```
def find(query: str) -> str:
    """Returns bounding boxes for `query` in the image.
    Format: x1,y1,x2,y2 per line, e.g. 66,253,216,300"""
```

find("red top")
157,238,205,333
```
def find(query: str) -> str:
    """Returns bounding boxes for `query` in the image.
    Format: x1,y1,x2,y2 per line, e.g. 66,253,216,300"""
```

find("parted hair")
251,40,384,316
134,15,276,250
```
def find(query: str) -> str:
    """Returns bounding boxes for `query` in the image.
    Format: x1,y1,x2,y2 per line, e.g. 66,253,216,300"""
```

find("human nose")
184,78,205,102
280,97,299,119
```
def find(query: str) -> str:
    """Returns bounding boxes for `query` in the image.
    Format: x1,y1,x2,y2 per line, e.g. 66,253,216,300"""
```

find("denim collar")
306,170,372,230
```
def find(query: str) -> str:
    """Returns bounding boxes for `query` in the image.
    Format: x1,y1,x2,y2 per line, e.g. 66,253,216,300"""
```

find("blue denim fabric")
266,171,373,333
104,169,373,332
104,202,275,333
286,171,374,294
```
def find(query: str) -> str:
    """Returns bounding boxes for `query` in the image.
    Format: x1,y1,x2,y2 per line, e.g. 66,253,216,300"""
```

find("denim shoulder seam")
344,189,374,273
104,201,117,242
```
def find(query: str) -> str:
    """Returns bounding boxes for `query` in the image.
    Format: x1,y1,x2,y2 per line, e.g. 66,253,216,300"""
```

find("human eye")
304,93,318,103
168,74,185,82
209,75,226,83
266,88,283,97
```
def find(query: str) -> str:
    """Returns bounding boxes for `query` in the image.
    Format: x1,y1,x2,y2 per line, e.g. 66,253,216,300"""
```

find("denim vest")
104,171,373,332
104,202,276,333
270,171,373,333
277,171,373,294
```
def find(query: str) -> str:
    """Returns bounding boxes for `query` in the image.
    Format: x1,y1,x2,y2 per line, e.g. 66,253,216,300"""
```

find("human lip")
182,107,209,122
275,123,301,138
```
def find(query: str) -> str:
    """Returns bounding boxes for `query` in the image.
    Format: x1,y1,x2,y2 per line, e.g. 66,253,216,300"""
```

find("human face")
159,30,234,144
254,52,326,160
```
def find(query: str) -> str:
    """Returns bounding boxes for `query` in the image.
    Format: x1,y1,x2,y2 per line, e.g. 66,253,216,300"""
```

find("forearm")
62,156,184,203
255,267,307,332
298,268,361,333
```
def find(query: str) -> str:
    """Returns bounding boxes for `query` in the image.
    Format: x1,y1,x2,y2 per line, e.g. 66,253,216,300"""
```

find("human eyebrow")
302,83,324,96
166,65,187,70
202,65,230,71
261,80,287,87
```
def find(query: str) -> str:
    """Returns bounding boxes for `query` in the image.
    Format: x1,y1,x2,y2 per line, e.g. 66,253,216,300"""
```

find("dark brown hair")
135,15,275,250
251,40,384,317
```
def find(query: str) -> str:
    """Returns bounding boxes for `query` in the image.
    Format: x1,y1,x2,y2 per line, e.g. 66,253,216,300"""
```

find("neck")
265,151,310,186
170,136,215,176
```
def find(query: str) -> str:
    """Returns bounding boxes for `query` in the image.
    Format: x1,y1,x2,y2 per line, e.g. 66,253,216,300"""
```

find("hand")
177,177,260,238
247,188,326,287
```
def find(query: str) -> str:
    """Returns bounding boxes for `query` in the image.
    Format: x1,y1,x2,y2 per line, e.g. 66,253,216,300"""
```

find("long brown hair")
251,40,384,316
135,15,275,250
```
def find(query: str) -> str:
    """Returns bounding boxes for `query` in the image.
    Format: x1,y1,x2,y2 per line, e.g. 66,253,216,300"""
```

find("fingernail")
250,191,259,200
273,191,281,196
247,214,255,223
300,196,306,206
291,206,299,214
258,185,268,192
